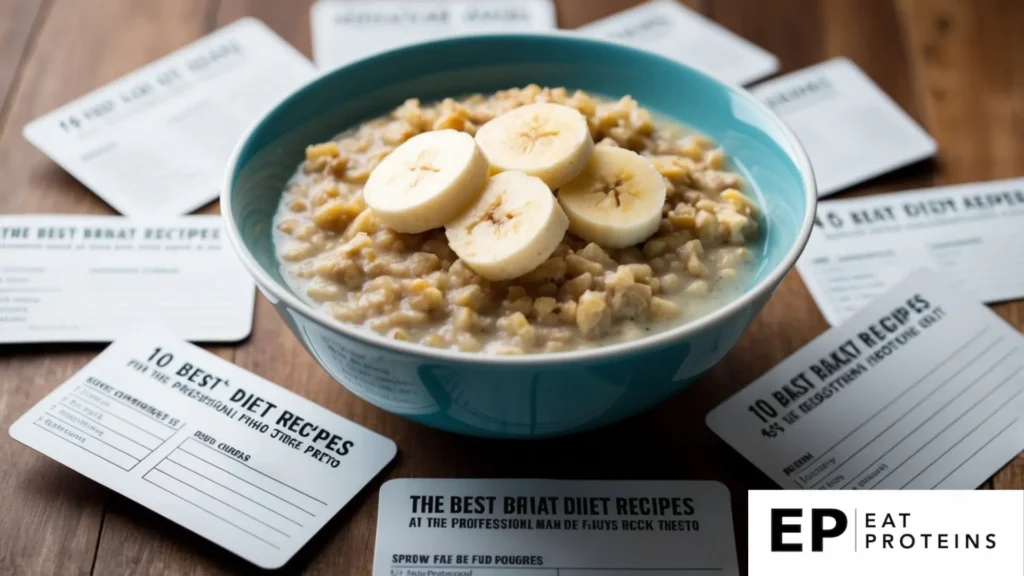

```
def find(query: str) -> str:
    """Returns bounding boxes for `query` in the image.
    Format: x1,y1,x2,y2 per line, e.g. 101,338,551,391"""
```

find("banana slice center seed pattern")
396,149,442,188
466,194,522,237
590,172,637,210
510,117,562,155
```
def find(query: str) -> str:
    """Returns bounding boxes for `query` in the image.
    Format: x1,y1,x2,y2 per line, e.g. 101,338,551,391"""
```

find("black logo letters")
771,508,849,552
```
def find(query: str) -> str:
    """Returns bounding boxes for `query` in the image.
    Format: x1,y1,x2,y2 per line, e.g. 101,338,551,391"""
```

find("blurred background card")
311,0,557,70
23,18,315,216
577,0,778,86
750,57,936,197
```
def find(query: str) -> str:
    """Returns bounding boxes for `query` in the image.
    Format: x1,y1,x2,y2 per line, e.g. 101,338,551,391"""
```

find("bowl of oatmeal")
222,33,816,437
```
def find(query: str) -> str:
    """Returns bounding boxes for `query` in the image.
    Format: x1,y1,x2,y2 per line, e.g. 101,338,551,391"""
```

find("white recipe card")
311,0,557,70
23,18,316,216
707,269,1024,490
576,0,778,86
373,478,739,575
750,58,937,196
797,178,1024,325
9,337,397,569
0,215,254,343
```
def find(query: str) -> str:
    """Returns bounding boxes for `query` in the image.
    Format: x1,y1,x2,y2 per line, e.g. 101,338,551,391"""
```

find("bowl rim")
221,31,818,367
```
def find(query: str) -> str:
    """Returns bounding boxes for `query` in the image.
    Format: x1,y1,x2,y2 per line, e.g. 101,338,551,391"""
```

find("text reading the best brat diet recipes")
0,224,222,244
375,479,739,576
746,294,944,441
405,494,699,532
394,495,699,569
133,348,356,468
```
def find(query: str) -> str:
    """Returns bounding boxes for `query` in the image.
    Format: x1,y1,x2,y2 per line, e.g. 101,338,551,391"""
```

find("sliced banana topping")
363,129,488,234
557,147,667,249
445,171,569,282
474,102,594,189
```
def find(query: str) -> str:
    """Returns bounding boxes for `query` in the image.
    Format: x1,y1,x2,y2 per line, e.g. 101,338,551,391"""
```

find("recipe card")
707,269,1024,490
576,0,779,86
310,0,557,70
374,478,739,576
23,18,316,216
0,215,254,343
797,178,1024,325
9,337,397,569
749,58,936,197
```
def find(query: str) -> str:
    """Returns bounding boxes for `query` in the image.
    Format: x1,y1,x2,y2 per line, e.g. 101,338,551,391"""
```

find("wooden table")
1,0,1021,573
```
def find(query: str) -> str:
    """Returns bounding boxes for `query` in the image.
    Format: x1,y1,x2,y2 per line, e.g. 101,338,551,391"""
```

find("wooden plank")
0,0,46,115
0,0,217,574
898,0,1024,490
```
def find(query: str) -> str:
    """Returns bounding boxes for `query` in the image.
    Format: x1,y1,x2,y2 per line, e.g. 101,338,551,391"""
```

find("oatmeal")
274,85,760,355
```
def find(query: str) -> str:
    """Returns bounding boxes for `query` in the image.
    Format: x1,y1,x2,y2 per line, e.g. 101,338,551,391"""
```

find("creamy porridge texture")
274,85,760,354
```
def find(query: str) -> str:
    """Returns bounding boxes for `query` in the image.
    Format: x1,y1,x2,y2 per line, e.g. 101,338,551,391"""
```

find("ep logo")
771,508,848,552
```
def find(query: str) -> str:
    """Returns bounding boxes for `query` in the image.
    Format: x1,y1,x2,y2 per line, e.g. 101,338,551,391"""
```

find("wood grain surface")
0,0,1021,574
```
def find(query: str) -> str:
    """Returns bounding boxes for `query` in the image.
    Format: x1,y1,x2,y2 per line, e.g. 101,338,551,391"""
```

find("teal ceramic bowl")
222,33,816,438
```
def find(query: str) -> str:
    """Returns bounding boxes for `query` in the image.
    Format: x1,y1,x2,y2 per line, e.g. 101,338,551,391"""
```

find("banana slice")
445,171,569,282
474,103,594,189
557,147,667,249
363,129,488,234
